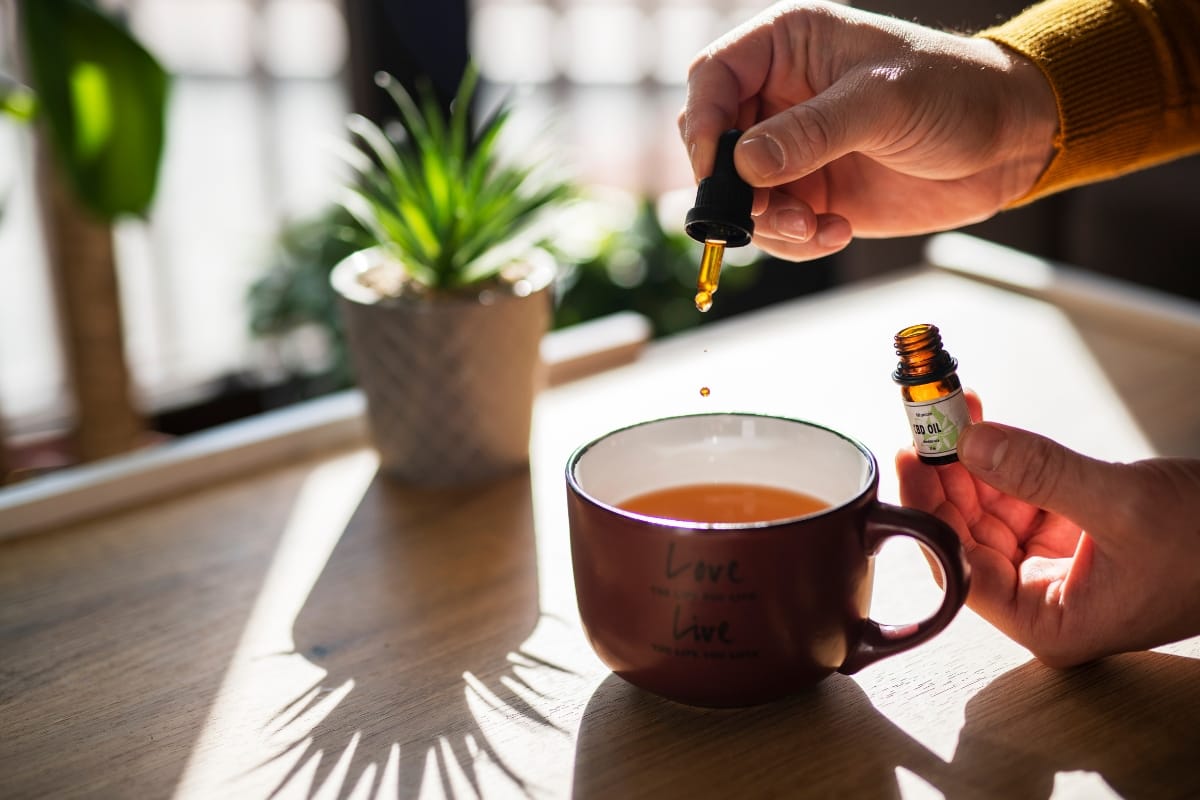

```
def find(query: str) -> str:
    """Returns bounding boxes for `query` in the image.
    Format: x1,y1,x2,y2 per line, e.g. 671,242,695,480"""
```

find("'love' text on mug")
664,542,744,584
648,542,760,660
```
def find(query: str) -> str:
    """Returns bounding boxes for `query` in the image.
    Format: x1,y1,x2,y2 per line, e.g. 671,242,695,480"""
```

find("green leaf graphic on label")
930,407,959,451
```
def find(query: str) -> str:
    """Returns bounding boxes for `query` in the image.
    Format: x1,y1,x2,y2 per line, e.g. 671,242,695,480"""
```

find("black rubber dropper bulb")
686,129,755,247
685,129,755,311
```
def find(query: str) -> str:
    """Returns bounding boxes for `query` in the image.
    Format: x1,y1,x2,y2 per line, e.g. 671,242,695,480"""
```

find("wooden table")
4,238,1200,799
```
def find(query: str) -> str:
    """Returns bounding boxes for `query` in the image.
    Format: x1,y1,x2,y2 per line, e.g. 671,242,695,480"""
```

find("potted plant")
331,65,573,485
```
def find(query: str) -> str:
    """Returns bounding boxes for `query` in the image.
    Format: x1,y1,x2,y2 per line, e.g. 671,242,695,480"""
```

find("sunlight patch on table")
172,450,377,799
1051,770,1120,798
895,766,944,799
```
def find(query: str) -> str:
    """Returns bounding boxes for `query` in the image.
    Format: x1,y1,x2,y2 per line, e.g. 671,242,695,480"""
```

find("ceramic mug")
565,413,970,707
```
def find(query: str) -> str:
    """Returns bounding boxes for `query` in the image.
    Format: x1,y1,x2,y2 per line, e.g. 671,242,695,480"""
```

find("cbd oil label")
903,389,971,457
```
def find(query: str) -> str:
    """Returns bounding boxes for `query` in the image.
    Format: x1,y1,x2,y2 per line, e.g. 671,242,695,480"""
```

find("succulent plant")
340,64,574,295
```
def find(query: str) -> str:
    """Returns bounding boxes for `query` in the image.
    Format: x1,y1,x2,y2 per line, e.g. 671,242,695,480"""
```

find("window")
0,0,777,468
0,0,350,455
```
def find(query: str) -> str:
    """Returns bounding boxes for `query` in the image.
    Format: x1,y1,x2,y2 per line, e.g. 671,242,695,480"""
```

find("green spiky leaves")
340,65,573,292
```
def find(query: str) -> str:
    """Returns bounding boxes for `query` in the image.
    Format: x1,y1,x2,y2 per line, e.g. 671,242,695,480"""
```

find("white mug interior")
570,414,875,525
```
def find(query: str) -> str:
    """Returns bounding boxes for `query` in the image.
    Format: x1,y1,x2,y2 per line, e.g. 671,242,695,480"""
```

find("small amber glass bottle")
893,324,972,465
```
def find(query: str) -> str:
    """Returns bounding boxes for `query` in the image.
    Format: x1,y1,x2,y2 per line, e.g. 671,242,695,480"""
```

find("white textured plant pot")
331,248,553,485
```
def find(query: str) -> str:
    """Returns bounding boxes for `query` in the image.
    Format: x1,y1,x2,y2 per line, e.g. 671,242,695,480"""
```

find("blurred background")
1,0,1197,479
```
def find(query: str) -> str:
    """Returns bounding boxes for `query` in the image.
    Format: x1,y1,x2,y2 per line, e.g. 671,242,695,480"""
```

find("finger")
962,544,1022,638
898,449,970,565
734,74,885,188
930,462,983,521
957,423,1123,537
910,481,1026,638
679,18,778,182
751,214,853,261
962,388,983,422
753,174,829,218
755,201,818,243
678,65,741,182
921,490,1027,636
976,487,1046,543
969,512,1026,562
955,422,1063,553
896,448,946,511
751,187,770,216
902,447,1023,563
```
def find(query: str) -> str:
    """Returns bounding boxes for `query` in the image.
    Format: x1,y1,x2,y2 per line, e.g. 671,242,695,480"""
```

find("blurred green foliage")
247,193,769,388
13,0,169,218
247,205,365,388
552,196,763,338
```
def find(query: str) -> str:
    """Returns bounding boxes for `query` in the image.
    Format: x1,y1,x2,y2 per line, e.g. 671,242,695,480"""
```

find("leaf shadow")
258,468,567,798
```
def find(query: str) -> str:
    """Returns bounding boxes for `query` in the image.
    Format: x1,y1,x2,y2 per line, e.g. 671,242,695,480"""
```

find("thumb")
734,78,878,187
958,422,1121,534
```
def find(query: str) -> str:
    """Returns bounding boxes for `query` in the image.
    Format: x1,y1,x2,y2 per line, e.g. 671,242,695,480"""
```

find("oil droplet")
694,291,713,312
699,387,711,397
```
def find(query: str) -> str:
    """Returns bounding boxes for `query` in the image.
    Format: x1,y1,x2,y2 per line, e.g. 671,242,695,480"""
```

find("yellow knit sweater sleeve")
979,0,1200,204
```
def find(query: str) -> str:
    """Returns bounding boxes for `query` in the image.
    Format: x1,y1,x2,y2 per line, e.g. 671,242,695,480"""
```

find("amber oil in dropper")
694,239,725,311
893,323,972,465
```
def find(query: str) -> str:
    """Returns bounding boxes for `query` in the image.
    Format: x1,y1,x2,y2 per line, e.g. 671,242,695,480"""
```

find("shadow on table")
947,651,1200,798
572,671,945,799
260,468,567,799
574,651,1200,798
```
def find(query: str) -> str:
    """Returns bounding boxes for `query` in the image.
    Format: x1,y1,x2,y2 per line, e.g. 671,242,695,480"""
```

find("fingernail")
739,134,785,178
959,423,1007,471
776,209,809,240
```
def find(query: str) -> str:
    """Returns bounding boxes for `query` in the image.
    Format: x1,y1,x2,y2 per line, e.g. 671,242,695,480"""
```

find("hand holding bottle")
896,391,1200,667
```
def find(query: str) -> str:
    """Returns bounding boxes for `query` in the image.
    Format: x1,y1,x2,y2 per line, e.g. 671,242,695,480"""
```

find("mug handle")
838,502,971,674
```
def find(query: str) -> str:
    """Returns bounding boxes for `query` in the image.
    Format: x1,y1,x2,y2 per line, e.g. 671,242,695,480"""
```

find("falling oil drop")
699,387,711,397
